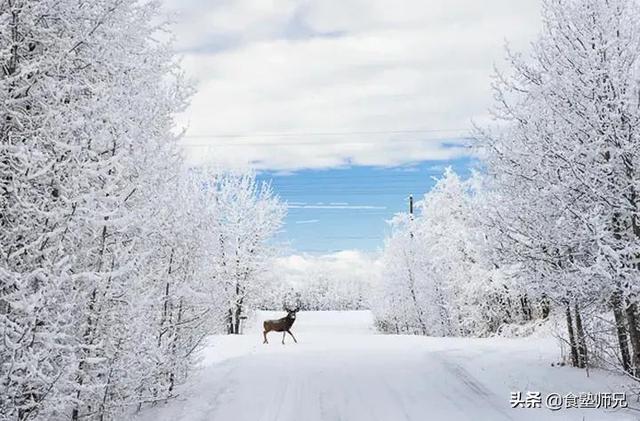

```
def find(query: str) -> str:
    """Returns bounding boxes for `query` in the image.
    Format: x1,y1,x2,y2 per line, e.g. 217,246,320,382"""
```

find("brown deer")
263,307,299,344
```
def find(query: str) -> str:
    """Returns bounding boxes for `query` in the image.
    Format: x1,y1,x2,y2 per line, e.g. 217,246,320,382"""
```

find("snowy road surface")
136,311,636,421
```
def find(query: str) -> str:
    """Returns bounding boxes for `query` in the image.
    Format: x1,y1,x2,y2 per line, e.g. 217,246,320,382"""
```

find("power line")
262,170,449,177
270,178,446,185
178,128,472,147
179,137,473,148
181,127,470,139
285,235,385,238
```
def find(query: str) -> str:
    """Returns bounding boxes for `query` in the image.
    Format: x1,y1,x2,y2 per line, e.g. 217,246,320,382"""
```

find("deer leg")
263,331,268,344
287,330,297,343
282,331,286,345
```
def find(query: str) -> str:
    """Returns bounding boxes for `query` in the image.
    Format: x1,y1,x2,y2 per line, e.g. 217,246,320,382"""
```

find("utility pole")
409,194,415,233
405,193,426,335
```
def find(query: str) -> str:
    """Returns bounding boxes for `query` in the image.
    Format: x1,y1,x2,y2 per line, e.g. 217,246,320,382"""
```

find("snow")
135,311,635,421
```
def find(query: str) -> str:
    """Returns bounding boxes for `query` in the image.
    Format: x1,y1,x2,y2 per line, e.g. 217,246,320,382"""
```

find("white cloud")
164,0,541,170
294,219,320,224
271,250,382,287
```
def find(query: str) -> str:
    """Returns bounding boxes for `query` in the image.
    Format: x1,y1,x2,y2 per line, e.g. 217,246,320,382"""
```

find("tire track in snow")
435,354,514,421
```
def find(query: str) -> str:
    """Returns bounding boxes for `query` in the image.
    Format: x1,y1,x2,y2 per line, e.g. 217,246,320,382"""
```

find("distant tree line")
259,270,371,312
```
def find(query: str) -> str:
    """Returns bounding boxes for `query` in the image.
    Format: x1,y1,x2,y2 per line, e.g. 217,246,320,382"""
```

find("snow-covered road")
136,311,635,421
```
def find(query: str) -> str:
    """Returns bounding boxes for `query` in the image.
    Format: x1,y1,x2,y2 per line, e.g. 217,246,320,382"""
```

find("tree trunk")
540,294,550,319
625,299,640,377
574,303,587,369
402,236,427,335
226,308,234,334
436,286,452,336
565,304,579,368
520,294,532,321
611,290,631,373
158,249,174,346
404,257,428,335
167,299,184,395
233,303,242,334
230,280,244,334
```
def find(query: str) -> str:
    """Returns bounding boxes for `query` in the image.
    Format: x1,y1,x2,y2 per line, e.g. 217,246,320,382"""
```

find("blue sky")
258,157,475,254
166,0,539,257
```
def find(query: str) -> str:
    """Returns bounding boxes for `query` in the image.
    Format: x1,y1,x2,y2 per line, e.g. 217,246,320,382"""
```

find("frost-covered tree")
209,173,286,334
417,170,528,336
477,0,640,372
0,1,247,420
295,268,371,311
372,169,526,337
256,252,376,312
375,212,430,335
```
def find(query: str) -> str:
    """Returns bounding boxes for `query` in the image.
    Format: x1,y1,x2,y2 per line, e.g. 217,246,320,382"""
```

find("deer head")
284,305,300,319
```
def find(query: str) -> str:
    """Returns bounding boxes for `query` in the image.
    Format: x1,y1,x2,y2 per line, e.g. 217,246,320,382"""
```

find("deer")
263,307,299,344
